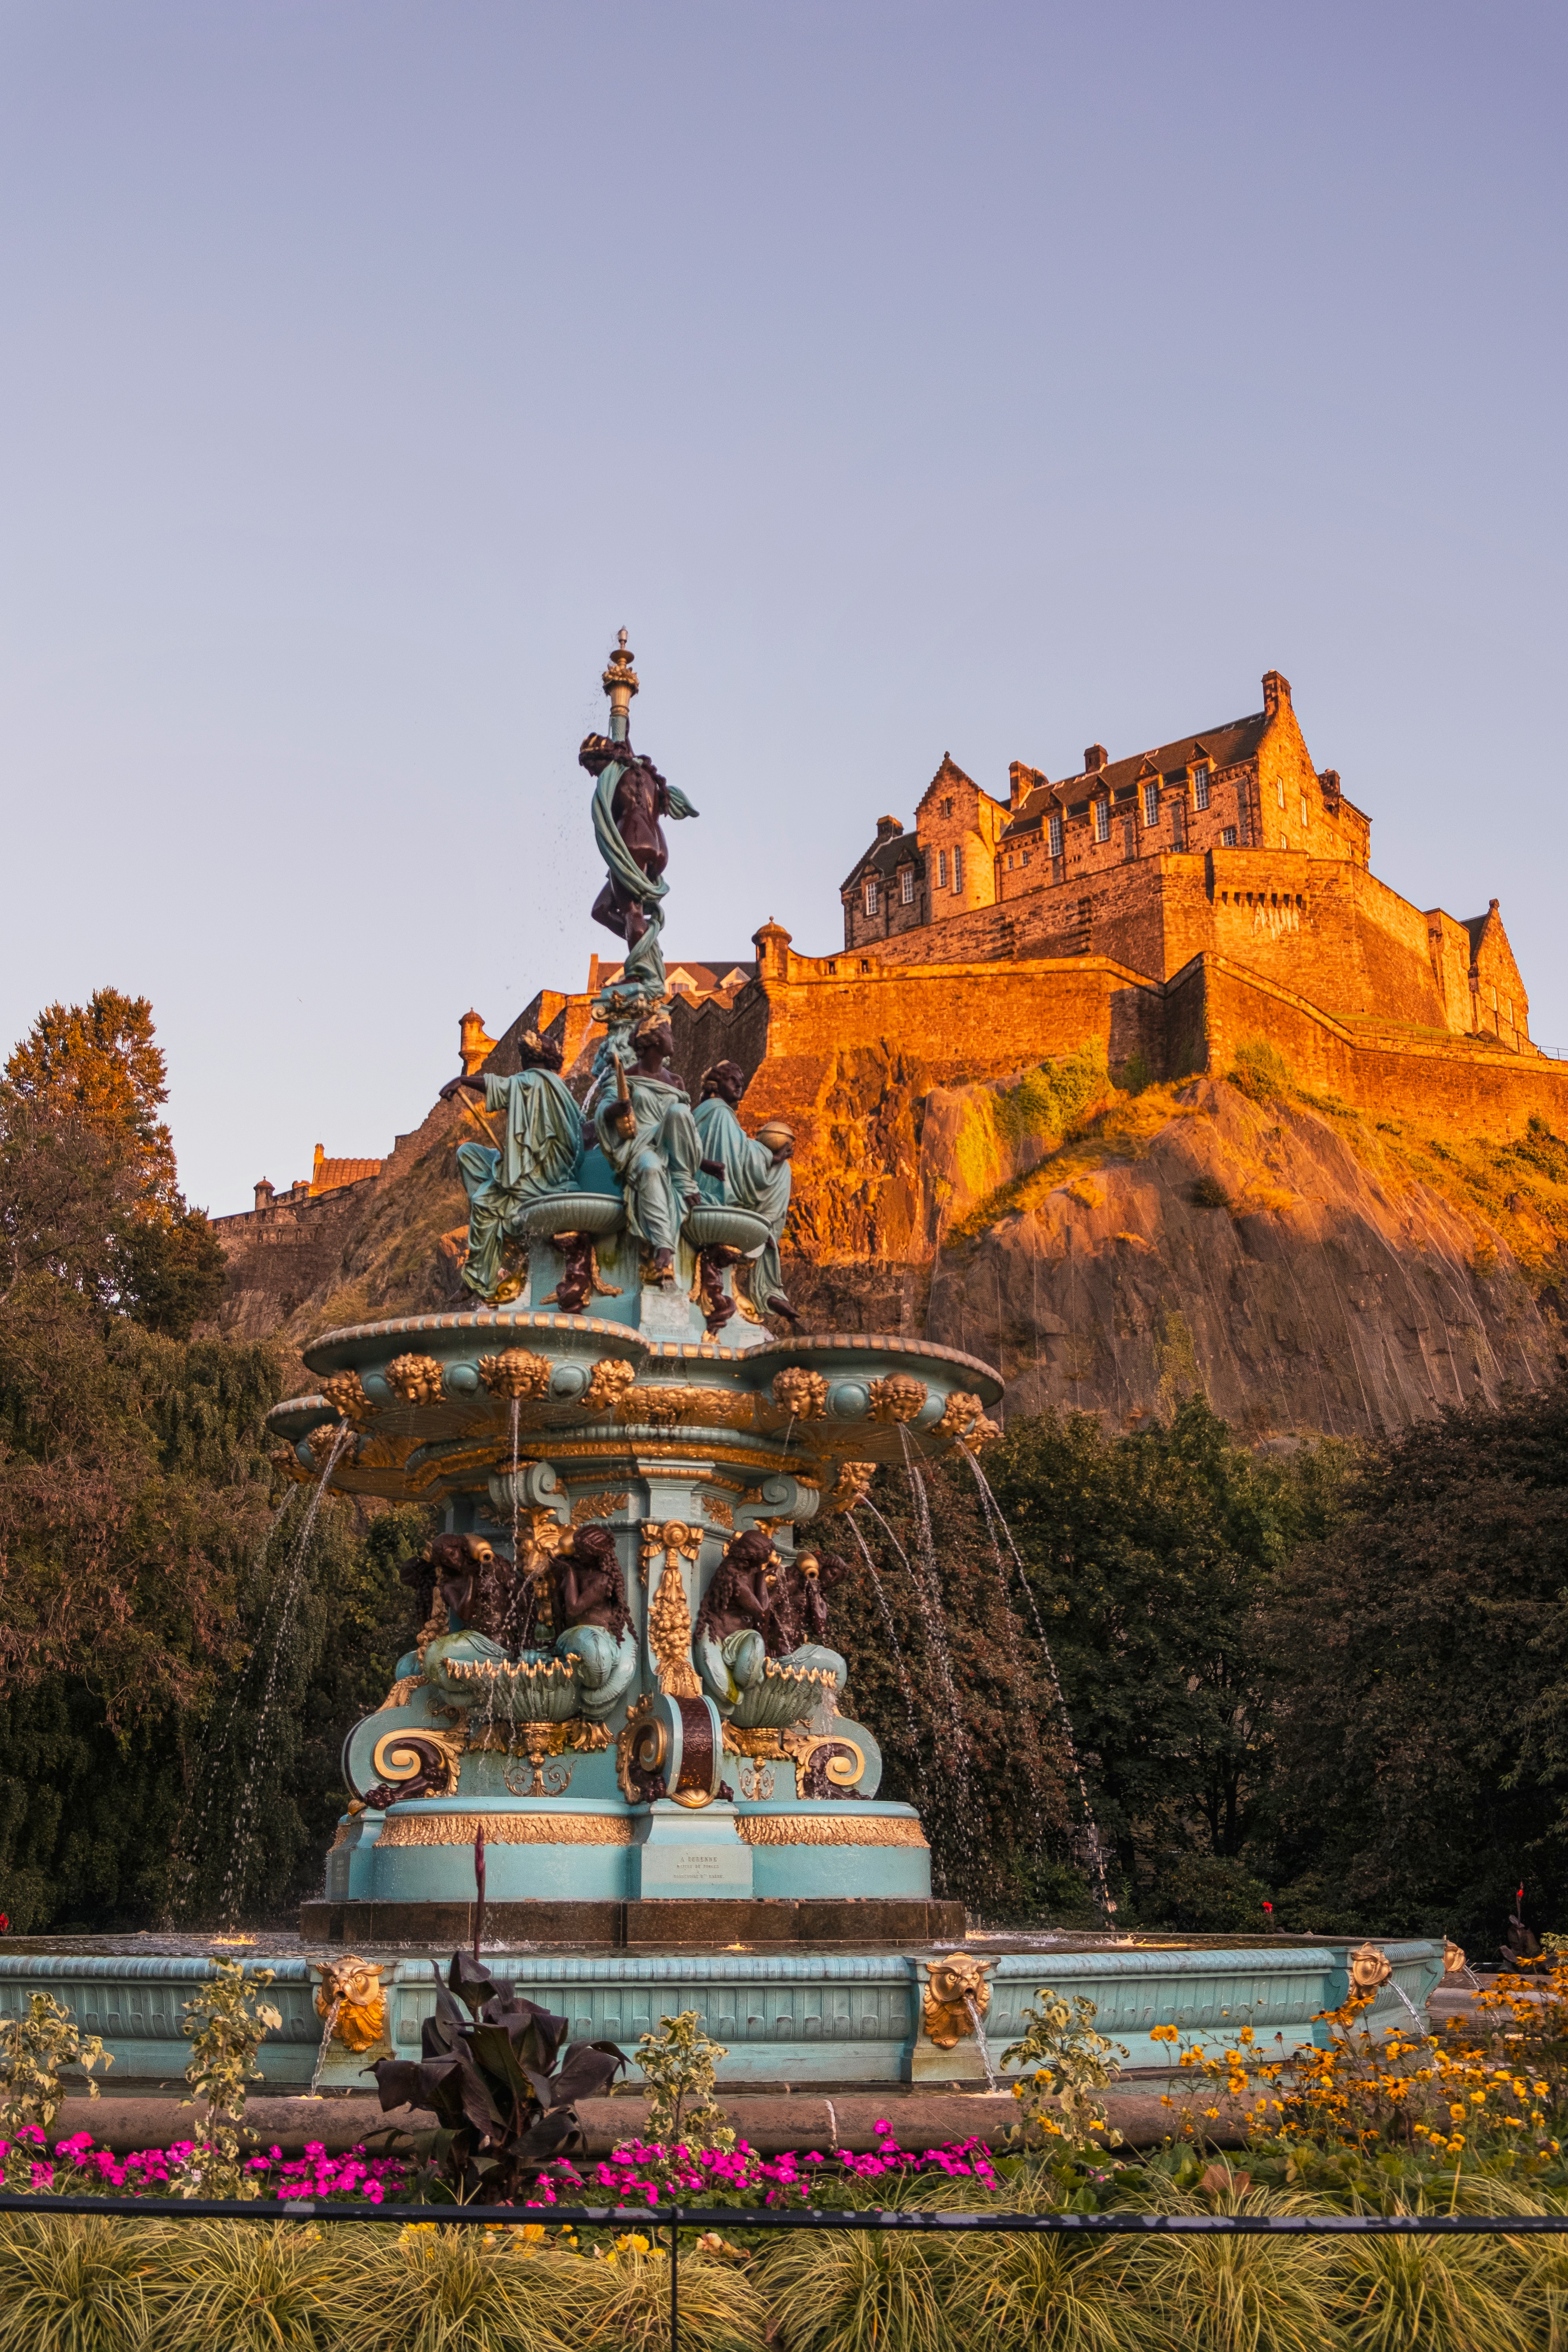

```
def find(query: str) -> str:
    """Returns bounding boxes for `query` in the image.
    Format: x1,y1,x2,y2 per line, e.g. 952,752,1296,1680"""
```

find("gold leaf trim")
374,1675,426,1713
572,1489,631,1526
377,1812,633,1847
734,1815,927,1847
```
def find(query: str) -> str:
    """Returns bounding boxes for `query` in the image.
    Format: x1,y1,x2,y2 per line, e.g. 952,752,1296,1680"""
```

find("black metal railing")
8,2188,1568,2351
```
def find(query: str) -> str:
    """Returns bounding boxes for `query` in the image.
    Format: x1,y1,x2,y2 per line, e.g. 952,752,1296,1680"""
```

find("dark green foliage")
1265,1379,1568,1951
831,1454,1076,1918
978,1398,1347,1917
173,1496,431,1925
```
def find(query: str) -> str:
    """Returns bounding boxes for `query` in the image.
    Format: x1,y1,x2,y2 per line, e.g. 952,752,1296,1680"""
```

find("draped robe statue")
592,1019,702,1275
579,734,698,988
441,1032,582,1301
693,1060,795,1318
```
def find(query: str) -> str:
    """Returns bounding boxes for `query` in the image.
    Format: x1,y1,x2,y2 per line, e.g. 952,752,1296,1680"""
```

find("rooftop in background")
588,955,758,1001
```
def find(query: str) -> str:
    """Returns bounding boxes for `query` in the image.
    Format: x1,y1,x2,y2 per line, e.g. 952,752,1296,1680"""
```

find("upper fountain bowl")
682,1205,772,1254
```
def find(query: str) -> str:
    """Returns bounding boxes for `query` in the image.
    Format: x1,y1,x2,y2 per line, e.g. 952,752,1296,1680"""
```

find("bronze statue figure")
579,735,698,958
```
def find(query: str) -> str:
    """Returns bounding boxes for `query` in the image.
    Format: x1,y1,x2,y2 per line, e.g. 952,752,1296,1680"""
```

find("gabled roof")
840,831,927,894
1000,711,1268,838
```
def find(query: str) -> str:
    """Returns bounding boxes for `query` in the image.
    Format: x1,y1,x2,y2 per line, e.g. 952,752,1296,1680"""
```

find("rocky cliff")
216,1040,1568,1443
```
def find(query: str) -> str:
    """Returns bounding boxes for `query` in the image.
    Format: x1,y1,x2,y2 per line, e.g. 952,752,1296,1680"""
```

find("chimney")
1319,768,1340,806
1262,670,1291,718
1008,760,1045,812
874,815,904,842
254,1178,274,1213
1084,744,1107,774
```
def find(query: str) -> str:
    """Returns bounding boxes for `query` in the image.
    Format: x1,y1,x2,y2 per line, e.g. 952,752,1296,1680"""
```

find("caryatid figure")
593,1016,703,1280
693,1059,797,1322
440,1029,583,1301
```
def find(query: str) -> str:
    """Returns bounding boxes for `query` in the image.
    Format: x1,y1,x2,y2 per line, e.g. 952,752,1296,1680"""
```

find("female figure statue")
693,1060,797,1321
692,1528,781,1713
538,1526,638,1722
439,1029,583,1301
593,1017,703,1279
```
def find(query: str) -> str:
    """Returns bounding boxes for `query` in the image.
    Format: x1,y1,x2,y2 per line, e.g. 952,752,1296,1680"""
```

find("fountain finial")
602,628,639,744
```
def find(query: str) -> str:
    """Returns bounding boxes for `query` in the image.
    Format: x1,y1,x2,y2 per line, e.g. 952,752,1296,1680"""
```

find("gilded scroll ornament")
867,1374,927,1425
921,1955,993,2048
478,1348,552,1399
772,1367,828,1419
385,1353,446,1406
312,1955,388,2053
1443,1939,1468,1976
642,1520,704,1699
320,1370,375,1428
572,1489,631,1526
373,1675,426,1714
377,1812,632,1847
825,1461,878,1515
735,1815,927,1847
369,1727,465,1798
354,1430,419,1472
702,1497,736,1531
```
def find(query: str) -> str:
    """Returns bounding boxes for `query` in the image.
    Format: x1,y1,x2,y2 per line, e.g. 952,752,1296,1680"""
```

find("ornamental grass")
0,2212,169,2352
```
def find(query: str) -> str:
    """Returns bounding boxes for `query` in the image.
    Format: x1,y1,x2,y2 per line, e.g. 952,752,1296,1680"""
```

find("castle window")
941,796,954,819
1094,798,1110,843
1049,812,1064,858
1006,852,1014,870
900,866,914,904
1221,826,1238,847
952,846,964,891
1021,848,1031,867
864,878,879,916
1142,780,1160,826
937,849,947,887
1300,793,1308,831
1193,763,1211,809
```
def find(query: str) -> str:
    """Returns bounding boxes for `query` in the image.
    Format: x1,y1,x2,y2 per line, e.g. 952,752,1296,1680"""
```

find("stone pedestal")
630,1800,754,1898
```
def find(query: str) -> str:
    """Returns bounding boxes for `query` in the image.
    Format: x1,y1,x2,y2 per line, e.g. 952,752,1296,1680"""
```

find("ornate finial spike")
617,627,628,652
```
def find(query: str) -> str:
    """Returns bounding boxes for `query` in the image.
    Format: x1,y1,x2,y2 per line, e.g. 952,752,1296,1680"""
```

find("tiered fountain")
276,630,1000,1967
0,637,1447,2098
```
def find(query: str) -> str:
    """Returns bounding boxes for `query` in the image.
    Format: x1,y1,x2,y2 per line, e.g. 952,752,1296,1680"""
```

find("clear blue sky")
3,1,1563,1214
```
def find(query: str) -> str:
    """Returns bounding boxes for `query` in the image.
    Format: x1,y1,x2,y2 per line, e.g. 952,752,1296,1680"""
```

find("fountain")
0,634,1447,2100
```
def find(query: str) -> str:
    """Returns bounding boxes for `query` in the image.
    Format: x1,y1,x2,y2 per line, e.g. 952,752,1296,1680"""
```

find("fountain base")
298,1894,966,1949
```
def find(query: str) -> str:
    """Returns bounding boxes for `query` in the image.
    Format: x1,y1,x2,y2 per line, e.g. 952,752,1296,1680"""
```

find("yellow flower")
1149,2024,1180,2044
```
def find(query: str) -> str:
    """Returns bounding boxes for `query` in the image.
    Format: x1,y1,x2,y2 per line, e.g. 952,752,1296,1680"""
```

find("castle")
836,670,1529,1054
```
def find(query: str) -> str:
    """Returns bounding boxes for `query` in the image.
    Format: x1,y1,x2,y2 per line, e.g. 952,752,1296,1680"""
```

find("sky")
2,0,1564,1215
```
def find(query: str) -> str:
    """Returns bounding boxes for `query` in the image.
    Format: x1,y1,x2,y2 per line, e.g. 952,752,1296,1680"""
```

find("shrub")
1000,1991,1126,2154
0,1993,110,2141
1150,1853,1275,1933
1189,1174,1232,1209
178,1960,281,2198
1227,1039,1294,1103
627,2010,734,2165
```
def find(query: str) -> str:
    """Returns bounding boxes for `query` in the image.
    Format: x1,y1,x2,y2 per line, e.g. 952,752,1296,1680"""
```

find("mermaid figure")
538,1526,638,1722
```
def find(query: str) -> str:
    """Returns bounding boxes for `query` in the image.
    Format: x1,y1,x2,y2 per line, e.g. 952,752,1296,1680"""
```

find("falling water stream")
216,1425,354,1925
964,1991,1002,2093
958,1441,1118,1921
844,1512,922,1762
307,1994,342,2096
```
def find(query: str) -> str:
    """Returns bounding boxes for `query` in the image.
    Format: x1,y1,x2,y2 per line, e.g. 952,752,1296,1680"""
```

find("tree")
0,991,225,1336
977,1397,1348,1918
1266,1379,1568,1950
